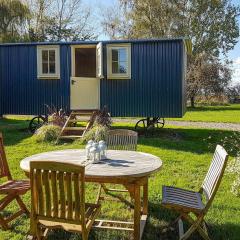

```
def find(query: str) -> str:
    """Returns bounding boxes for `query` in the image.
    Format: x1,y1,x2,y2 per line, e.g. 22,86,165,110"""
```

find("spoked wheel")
135,117,165,132
29,115,46,133
154,117,165,129
135,118,149,131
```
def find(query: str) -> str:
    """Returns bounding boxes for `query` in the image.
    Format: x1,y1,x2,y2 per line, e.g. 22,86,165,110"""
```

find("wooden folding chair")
162,145,228,240
0,132,30,230
30,161,101,240
97,129,138,203
106,129,138,151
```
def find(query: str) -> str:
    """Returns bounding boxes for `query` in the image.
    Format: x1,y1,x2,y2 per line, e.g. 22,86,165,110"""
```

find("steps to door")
58,110,97,140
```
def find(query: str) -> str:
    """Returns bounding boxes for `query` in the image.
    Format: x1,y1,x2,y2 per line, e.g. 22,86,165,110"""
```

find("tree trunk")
190,96,195,108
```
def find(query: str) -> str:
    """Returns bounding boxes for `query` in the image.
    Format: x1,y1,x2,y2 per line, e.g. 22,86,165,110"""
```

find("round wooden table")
20,149,162,240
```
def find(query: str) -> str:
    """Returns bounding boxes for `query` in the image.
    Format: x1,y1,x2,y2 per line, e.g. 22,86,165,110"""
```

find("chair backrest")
0,133,12,179
201,145,228,210
30,161,85,227
106,129,138,151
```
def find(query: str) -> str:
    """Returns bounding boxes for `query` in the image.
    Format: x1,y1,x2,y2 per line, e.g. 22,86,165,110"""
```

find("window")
107,44,131,79
74,48,96,78
37,45,60,79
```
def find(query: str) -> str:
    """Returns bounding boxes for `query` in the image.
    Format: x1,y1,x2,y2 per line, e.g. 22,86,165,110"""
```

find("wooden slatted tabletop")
20,149,162,178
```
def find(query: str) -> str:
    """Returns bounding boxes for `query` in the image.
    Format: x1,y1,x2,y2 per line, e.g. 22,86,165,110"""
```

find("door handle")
71,79,76,85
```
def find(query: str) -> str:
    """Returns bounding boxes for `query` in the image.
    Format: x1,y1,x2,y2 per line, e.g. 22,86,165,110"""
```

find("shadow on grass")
145,201,240,240
112,125,235,156
0,118,32,146
7,200,240,240
1,116,235,155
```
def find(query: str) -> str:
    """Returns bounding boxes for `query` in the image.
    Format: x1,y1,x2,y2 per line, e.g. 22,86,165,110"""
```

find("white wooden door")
70,77,99,110
70,43,103,110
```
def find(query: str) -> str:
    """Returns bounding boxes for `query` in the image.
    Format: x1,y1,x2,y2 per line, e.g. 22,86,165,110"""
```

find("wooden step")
58,109,98,141
64,127,86,130
68,119,89,123
71,111,96,116
63,130,84,135
59,135,83,139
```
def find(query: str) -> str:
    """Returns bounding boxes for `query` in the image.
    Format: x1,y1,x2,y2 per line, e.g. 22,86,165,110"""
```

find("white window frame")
107,43,131,79
37,45,60,79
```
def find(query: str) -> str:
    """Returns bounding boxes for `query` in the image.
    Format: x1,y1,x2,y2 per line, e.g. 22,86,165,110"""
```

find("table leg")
134,184,141,240
27,212,36,239
28,188,37,240
143,179,148,215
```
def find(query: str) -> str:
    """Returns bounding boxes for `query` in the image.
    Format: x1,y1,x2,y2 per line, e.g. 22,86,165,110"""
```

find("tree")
26,0,53,41
187,54,232,107
102,0,240,106
0,0,30,42
107,0,239,55
27,0,96,41
101,2,132,39
226,83,240,103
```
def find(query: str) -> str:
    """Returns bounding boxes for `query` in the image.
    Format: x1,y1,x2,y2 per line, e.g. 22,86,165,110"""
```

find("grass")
0,117,240,240
168,104,240,123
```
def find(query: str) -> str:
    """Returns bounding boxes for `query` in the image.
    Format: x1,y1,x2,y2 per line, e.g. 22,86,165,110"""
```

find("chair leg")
0,194,19,230
36,224,47,240
171,215,182,227
36,226,42,240
200,221,211,240
96,184,111,203
0,195,30,230
82,230,88,240
101,184,109,194
16,196,30,215
0,214,9,230
181,213,211,240
161,214,182,233
95,184,103,204
180,220,199,240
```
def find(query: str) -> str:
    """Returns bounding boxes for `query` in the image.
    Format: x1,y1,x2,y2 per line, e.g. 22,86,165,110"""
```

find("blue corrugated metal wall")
0,45,71,115
0,39,186,117
100,40,184,117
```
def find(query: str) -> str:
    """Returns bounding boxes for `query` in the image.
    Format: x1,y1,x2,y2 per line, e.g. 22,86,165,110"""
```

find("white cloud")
232,57,240,85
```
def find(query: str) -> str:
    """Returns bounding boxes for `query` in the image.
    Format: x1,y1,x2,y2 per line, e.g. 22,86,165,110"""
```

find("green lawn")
169,104,240,123
0,118,240,240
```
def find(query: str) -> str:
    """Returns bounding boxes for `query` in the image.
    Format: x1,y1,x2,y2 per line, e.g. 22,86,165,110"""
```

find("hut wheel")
154,117,165,129
29,115,47,133
135,117,165,132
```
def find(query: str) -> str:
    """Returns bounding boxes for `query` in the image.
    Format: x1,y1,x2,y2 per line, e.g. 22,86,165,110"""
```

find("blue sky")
84,0,240,84
230,0,240,58
230,0,240,84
